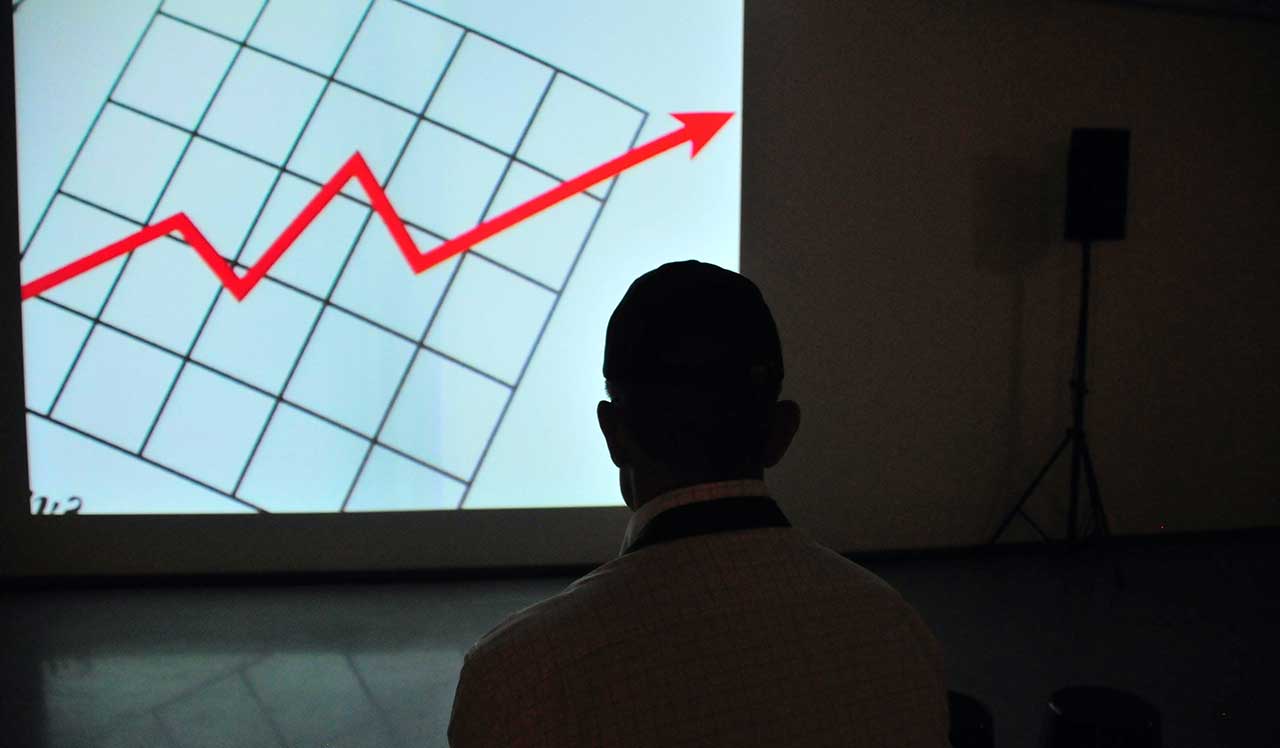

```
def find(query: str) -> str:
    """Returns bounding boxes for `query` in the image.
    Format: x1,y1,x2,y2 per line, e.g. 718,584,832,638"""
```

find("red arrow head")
672,111,734,158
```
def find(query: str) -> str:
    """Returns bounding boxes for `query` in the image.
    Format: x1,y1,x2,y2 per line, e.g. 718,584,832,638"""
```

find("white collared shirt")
620,478,771,552
449,481,951,747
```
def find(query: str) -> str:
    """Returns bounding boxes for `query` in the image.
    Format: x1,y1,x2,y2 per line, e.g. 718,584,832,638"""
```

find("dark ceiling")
1109,0,1280,21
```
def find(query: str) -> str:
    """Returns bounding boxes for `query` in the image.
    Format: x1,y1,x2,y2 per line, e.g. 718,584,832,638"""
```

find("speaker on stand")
989,129,1129,589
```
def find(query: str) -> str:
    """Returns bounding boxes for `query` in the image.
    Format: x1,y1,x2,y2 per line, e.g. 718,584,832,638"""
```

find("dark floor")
2,530,1276,748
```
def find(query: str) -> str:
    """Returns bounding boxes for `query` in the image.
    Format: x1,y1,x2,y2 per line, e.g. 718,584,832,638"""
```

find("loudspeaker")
1065,128,1130,242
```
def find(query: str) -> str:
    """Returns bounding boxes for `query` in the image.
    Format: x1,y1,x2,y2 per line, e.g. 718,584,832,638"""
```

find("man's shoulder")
465,559,630,660
467,528,906,658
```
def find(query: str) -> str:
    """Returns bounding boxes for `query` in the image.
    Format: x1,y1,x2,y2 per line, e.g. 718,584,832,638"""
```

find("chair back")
1041,685,1161,748
948,690,994,748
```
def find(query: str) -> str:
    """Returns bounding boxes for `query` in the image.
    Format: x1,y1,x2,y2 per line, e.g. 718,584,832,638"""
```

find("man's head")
597,261,801,509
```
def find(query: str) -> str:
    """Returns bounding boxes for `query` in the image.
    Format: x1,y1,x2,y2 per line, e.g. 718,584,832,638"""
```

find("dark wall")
745,0,1280,550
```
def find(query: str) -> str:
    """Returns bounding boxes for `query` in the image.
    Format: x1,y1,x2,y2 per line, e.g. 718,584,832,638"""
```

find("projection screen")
1,0,742,575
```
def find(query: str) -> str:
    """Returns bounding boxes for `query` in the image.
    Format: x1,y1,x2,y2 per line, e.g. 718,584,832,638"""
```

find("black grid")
18,0,648,513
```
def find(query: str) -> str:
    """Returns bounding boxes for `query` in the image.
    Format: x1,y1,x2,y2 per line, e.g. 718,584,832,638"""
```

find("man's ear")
597,400,627,468
760,400,801,468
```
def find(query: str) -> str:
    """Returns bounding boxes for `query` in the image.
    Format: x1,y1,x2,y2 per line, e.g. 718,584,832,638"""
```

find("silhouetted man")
449,261,950,746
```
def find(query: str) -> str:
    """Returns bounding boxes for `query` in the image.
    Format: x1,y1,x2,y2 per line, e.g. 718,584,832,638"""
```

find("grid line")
44,1,265,417
338,64,558,512
228,0,382,501
29,295,472,486
110,18,608,205
456,110,651,508
55,159,563,298
28,410,264,513
139,0,279,455
331,26,474,512
16,1,163,259
385,0,646,116
43,193,517,390
156,3,647,119
97,96,597,294
20,0,649,513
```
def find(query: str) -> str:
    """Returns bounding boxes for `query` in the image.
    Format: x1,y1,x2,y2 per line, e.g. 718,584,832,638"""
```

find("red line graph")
20,112,733,302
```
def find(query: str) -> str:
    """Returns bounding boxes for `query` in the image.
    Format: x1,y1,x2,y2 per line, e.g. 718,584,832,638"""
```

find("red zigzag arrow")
21,112,734,302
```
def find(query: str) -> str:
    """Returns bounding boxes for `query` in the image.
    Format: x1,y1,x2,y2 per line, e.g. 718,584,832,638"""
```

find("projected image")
15,1,742,514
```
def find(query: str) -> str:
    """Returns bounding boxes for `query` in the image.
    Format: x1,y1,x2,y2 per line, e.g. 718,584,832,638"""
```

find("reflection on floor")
2,530,1276,747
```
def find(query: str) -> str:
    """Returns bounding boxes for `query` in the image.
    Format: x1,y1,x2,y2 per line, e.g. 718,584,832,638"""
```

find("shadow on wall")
970,143,1068,539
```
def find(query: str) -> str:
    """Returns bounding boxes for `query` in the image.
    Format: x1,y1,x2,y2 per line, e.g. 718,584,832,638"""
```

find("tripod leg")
1081,439,1125,589
989,431,1071,544
1068,430,1084,542
1020,512,1051,543
1081,439,1110,538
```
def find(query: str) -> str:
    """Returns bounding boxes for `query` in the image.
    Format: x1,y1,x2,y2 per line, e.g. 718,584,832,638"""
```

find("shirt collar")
620,479,770,554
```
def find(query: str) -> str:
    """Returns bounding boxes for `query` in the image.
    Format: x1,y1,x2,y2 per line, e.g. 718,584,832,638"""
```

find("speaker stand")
989,240,1125,589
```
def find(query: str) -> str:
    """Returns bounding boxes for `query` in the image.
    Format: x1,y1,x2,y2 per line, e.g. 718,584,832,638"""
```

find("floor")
1,531,1275,748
